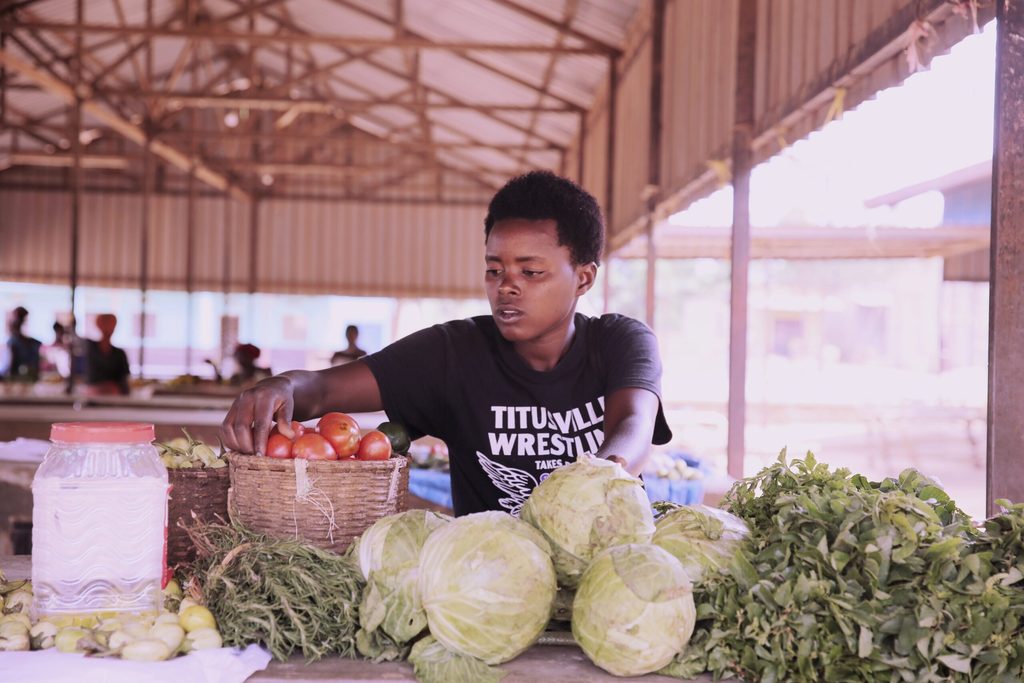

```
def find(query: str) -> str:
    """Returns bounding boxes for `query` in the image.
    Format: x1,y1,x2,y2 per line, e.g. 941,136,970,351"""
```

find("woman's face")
484,218,595,349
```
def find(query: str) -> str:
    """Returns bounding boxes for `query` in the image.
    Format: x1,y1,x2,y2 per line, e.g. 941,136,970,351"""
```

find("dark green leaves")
663,452,1024,682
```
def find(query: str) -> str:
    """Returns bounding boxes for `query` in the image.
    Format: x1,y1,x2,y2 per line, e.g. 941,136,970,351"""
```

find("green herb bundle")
666,452,1024,682
186,522,365,661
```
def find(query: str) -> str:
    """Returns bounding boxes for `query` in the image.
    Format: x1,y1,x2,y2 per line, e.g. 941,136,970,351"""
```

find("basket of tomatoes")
226,412,411,553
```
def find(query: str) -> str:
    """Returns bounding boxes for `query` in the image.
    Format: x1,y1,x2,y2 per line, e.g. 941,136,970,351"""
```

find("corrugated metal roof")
1,0,637,203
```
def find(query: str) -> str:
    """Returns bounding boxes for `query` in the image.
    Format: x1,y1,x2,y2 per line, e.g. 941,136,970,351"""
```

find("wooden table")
0,555,710,682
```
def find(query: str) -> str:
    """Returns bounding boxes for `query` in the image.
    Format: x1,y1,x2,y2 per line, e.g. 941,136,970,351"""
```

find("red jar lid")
50,422,156,443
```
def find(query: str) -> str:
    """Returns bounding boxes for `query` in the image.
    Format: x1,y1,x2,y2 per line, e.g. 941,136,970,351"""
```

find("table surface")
0,555,712,683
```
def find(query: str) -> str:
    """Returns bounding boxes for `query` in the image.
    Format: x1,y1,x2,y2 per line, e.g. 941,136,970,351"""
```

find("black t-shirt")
365,313,672,516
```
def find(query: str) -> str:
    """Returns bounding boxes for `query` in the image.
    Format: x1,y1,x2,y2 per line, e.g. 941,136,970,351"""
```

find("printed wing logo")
476,452,538,517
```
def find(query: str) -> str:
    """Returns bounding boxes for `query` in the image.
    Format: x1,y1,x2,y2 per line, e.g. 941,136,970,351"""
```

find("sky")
670,22,996,230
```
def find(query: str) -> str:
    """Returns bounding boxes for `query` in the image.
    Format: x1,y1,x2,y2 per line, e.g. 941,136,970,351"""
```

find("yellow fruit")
97,618,124,633
30,621,57,650
41,615,75,629
107,629,136,651
178,605,216,632
185,627,222,651
0,613,31,630
154,612,181,627
71,614,98,629
55,627,90,653
0,633,29,651
121,638,172,661
0,621,29,639
178,597,199,613
148,623,185,652
163,579,183,599
122,620,152,640
3,589,32,614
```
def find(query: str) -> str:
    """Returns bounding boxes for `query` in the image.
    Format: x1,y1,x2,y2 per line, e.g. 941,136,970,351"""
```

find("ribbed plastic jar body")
31,422,168,617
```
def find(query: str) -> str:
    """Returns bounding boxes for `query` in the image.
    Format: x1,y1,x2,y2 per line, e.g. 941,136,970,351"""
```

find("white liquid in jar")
33,474,167,615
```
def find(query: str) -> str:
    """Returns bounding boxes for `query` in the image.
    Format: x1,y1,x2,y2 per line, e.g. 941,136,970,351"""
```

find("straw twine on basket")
226,454,410,553
292,458,340,545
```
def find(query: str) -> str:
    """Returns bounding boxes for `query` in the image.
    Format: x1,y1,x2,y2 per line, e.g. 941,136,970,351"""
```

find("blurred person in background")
331,325,367,365
41,321,71,378
64,314,88,379
3,306,42,382
230,343,272,386
85,313,130,395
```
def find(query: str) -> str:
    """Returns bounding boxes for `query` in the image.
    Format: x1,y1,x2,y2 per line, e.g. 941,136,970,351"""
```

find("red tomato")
265,433,294,459
318,412,359,429
292,433,338,460
356,430,392,461
319,419,361,458
270,420,306,439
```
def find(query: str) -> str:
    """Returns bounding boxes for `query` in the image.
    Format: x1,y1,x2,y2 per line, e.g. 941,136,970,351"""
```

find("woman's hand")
221,375,296,455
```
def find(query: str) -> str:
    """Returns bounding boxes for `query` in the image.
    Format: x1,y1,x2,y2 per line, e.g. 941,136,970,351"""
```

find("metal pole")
987,0,1024,513
138,129,150,378
222,193,232,367
727,0,757,480
185,112,196,374
604,55,617,249
66,0,84,395
645,0,666,331
576,110,586,185
248,195,259,340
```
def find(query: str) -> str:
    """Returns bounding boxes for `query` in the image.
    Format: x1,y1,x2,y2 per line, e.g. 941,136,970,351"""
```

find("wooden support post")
247,195,260,339
604,55,617,243
1,30,6,128
645,0,666,331
138,128,150,378
727,0,757,480
138,0,152,380
185,110,197,374
603,256,611,314
66,0,83,395
576,110,586,184
222,194,233,366
988,0,1024,513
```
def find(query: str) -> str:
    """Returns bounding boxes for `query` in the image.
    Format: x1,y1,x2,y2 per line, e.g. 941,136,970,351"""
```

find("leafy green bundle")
667,452,1024,682
186,522,365,661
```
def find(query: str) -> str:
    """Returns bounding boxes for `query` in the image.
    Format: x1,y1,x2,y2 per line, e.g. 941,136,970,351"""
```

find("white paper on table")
0,437,50,463
0,644,272,683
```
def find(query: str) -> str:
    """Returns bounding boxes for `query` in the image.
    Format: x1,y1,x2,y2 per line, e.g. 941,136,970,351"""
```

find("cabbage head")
572,543,696,676
418,511,556,664
652,504,749,583
356,510,451,647
521,456,655,588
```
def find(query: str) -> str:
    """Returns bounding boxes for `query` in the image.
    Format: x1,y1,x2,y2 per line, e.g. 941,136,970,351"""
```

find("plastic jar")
32,422,168,617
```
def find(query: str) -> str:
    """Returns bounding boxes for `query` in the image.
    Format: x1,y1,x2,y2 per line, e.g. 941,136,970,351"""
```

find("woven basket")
227,454,410,553
167,467,230,567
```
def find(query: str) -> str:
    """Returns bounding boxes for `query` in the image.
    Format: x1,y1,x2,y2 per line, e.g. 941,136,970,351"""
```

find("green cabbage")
356,510,451,650
652,504,749,582
418,511,556,664
521,456,655,588
572,543,697,676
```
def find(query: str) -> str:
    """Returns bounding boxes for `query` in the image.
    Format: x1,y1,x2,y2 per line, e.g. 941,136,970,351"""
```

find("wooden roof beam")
324,0,587,111
110,88,575,113
0,48,247,200
6,20,611,54
156,127,556,150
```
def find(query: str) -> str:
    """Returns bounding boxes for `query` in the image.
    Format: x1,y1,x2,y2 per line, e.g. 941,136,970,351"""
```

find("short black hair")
484,170,605,266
